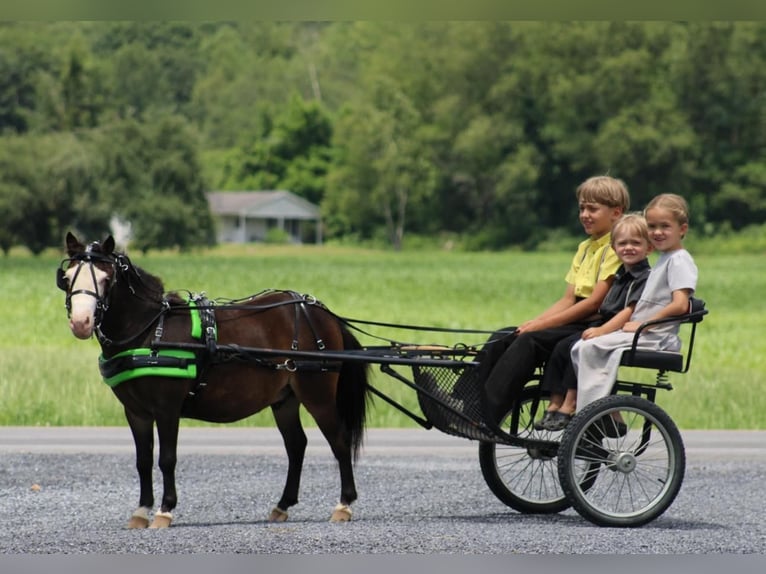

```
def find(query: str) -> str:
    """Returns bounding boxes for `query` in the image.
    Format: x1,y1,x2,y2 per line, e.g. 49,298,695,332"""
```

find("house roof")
206,190,320,220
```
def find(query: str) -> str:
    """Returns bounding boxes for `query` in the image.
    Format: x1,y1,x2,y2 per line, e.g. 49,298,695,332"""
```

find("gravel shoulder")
1,427,765,554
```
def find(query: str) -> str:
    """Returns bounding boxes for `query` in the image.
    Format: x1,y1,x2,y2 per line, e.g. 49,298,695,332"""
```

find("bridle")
57,244,169,347
56,243,121,325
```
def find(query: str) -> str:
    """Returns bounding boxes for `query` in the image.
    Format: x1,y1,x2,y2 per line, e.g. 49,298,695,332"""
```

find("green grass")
1,245,763,429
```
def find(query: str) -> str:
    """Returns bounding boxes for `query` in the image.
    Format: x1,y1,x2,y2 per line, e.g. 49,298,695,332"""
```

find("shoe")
533,411,555,431
596,415,628,438
542,410,573,431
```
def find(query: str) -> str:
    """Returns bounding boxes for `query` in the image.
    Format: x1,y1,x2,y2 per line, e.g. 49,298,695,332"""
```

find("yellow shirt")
564,233,620,299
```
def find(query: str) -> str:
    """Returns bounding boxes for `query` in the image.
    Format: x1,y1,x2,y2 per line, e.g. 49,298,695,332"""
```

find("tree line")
0,21,764,253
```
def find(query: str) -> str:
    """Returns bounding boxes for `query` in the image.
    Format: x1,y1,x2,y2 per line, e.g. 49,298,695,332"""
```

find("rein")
330,315,512,351
60,245,509,368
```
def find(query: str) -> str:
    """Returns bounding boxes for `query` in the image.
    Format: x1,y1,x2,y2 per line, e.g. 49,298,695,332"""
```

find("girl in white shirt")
570,193,698,411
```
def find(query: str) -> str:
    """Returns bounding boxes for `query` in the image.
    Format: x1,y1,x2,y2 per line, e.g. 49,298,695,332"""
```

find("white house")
206,190,322,245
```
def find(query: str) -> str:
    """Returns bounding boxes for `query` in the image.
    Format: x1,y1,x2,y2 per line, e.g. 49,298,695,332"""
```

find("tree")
121,116,214,251
0,23,56,134
671,22,766,228
91,21,204,115
110,42,172,118
1,21,764,251
42,131,112,242
0,181,34,255
219,94,334,205
327,77,436,249
713,162,766,228
0,134,65,254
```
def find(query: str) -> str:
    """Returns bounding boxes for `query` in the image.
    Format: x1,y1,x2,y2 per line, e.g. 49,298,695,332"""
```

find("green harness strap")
98,296,214,388
99,348,197,387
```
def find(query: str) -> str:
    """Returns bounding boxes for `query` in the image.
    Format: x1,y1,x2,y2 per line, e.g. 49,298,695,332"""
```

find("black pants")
482,323,589,425
539,332,582,396
451,325,518,400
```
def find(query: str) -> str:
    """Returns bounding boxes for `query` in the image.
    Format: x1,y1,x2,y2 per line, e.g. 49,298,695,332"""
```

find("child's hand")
516,319,544,334
622,321,640,332
582,327,603,340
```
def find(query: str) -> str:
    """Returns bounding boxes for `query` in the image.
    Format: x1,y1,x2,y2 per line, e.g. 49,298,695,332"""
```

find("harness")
98,294,217,388
59,248,334,390
96,290,333,389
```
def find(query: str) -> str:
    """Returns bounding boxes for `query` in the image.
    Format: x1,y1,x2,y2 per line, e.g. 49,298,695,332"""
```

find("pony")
57,232,371,528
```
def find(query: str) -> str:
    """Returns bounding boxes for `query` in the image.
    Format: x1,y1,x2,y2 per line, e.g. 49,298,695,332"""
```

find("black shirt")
597,259,651,322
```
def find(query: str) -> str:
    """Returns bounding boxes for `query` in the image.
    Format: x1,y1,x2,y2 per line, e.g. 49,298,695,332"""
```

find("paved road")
3,426,765,459
1,427,765,554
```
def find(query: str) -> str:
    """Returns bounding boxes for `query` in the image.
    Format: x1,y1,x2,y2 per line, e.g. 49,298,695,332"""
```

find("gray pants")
571,330,680,410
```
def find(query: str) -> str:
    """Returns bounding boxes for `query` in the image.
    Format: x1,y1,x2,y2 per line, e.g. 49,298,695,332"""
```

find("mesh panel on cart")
413,363,500,442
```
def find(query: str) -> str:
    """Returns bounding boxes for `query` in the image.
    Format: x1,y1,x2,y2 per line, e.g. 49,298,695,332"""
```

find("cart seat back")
619,297,707,374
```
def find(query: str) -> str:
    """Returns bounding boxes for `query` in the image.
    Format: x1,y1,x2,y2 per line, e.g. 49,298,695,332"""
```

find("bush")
685,223,766,255
264,227,292,244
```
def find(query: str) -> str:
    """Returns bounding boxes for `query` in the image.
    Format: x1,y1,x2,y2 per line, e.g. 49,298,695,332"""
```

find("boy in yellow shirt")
476,175,630,426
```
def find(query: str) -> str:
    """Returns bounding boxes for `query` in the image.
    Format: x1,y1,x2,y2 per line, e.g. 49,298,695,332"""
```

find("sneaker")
533,411,555,431
542,411,573,431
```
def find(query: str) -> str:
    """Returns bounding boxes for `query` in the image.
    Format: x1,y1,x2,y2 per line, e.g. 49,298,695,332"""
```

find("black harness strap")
288,291,326,352
186,294,217,397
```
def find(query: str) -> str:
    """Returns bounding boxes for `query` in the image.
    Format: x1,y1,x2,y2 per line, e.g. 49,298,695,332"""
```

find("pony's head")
57,232,118,339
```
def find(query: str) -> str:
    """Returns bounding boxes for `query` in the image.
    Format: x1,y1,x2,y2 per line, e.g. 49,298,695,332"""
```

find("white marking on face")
67,263,109,339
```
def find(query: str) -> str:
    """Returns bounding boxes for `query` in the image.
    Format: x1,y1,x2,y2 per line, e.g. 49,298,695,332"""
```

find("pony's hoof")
149,511,173,529
330,503,352,522
268,506,289,522
127,515,149,529
127,507,151,529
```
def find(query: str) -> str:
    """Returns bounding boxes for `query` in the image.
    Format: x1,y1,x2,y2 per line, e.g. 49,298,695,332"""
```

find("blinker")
56,267,68,291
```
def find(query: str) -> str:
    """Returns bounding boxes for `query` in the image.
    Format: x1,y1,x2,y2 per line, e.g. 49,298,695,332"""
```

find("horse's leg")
149,414,180,529
125,409,155,529
268,391,307,522
304,399,357,522
327,434,357,522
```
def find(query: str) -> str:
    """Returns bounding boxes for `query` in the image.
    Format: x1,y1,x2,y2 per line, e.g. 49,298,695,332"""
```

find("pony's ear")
65,232,83,256
103,235,115,255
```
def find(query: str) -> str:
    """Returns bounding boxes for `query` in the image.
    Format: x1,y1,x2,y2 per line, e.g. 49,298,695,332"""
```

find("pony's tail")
336,323,371,461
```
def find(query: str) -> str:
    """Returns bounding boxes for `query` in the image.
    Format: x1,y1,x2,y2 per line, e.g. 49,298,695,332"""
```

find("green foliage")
264,227,291,244
0,21,764,254
0,23,58,133
713,162,766,228
116,115,215,252
685,222,766,255
217,94,333,207
111,42,172,118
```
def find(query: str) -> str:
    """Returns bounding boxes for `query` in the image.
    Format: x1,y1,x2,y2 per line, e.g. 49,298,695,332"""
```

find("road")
1,427,765,554
2,426,765,460
1,426,483,455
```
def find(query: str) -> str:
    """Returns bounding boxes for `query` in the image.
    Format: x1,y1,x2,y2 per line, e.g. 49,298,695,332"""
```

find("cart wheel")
478,386,598,514
557,394,685,527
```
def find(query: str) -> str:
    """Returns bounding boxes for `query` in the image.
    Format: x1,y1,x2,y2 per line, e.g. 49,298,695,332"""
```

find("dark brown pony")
57,232,371,528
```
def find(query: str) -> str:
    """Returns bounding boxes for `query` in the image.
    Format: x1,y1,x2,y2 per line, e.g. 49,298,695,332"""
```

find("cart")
329,298,708,527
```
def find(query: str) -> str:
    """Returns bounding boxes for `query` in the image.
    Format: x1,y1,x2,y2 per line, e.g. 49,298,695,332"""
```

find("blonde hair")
644,193,690,227
611,212,650,246
575,176,630,211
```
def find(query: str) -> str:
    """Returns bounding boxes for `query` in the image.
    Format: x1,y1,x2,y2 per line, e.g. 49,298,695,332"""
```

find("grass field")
1,244,763,429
